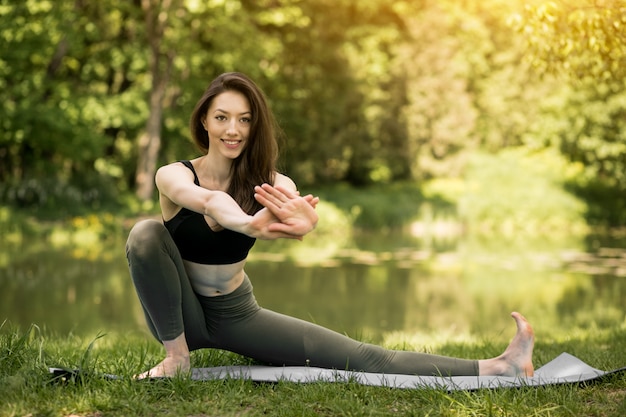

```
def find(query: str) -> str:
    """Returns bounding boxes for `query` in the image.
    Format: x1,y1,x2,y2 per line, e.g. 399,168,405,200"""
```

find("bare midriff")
183,259,246,296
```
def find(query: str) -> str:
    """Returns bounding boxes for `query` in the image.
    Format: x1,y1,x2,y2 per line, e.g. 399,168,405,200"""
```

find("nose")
225,120,237,136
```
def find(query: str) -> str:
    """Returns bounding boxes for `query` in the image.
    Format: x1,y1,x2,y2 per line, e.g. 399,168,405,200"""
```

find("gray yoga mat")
189,353,625,390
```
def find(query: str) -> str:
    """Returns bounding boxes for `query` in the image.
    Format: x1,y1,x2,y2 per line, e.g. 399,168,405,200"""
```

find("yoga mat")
188,353,626,390
49,353,625,390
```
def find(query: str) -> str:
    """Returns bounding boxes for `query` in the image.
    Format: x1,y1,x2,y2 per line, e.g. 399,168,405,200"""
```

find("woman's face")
203,90,251,159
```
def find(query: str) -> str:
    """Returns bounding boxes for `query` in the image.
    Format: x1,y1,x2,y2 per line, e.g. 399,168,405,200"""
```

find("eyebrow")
213,108,251,115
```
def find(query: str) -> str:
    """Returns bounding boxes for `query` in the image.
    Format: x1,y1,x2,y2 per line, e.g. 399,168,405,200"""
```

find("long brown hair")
190,72,279,214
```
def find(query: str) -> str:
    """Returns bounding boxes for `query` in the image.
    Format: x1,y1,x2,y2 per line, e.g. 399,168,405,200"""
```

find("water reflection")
0,239,144,336
0,230,624,345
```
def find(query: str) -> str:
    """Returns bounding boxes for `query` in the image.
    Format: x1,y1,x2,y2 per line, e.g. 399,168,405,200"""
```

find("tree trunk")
134,0,174,201
135,83,166,201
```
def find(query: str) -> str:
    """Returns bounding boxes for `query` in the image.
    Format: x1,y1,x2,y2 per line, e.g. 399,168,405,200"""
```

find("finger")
271,184,299,200
267,222,306,235
255,193,295,222
264,184,300,202
255,185,283,209
266,228,304,240
261,231,302,240
254,193,282,214
302,195,319,207
259,184,289,206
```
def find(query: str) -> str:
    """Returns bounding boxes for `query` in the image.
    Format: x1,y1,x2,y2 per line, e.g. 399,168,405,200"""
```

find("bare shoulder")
156,161,194,188
273,172,297,191
155,161,198,206
155,161,199,219
156,160,189,175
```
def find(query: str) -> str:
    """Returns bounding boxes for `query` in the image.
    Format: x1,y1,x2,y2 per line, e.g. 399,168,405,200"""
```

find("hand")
248,207,305,240
254,184,319,237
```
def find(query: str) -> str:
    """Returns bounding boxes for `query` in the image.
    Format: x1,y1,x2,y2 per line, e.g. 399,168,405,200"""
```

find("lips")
221,139,241,149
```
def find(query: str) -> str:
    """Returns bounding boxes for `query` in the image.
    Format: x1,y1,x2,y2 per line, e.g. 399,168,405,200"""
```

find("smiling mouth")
222,139,241,146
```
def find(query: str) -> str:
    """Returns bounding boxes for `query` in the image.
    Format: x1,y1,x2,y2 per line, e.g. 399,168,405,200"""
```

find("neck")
198,153,233,190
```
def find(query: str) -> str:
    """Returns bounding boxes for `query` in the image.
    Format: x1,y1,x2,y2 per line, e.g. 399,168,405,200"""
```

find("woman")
126,72,534,379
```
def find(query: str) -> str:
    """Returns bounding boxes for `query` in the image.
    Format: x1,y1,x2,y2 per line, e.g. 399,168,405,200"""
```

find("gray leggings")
126,219,478,376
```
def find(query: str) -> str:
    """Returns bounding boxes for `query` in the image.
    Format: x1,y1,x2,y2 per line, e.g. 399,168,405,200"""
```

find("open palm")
254,184,319,236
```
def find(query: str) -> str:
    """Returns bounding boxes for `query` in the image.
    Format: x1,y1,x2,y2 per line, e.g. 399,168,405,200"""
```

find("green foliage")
312,182,430,229
395,1,483,179
459,148,588,235
509,2,626,226
0,0,624,227
521,78,626,226
0,0,148,198
0,175,123,217
569,176,626,226
511,0,626,82
0,322,43,377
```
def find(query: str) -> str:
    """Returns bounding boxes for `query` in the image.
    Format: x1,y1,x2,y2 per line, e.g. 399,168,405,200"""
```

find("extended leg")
208,277,478,376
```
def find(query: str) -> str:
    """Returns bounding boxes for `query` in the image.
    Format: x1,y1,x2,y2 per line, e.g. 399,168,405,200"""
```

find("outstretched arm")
155,163,307,240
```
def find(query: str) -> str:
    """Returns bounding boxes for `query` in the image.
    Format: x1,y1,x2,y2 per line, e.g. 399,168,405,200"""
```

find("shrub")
458,148,588,235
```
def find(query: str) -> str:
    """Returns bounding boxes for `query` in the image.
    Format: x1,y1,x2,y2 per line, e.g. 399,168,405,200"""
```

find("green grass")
2,322,625,416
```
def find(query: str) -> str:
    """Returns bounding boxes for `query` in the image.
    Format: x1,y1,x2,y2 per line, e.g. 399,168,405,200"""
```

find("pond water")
1,228,625,347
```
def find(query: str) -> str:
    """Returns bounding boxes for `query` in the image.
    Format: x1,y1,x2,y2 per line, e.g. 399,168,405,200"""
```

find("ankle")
162,333,191,358
478,358,509,376
166,351,190,363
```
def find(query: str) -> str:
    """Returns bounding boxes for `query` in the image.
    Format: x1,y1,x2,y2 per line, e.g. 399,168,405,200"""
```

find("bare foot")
134,332,192,379
479,312,535,377
135,354,191,379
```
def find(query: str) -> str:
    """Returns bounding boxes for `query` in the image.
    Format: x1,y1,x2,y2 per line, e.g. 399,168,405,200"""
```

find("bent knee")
126,219,167,255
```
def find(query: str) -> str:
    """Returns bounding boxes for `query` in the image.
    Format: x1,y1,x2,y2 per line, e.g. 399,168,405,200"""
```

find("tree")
511,0,626,82
394,1,481,180
245,0,371,185
245,0,411,186
134,0,178,201
511,0,626,225
0,0,123,209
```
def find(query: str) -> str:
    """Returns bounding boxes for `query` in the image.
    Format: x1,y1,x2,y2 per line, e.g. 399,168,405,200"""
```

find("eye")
240,117,251,123
215,115,227,121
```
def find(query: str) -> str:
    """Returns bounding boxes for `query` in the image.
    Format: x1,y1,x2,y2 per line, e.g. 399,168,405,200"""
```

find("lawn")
1,323,625,417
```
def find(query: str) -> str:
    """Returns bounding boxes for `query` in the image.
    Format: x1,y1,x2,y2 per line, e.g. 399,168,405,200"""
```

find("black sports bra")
163,160,256,265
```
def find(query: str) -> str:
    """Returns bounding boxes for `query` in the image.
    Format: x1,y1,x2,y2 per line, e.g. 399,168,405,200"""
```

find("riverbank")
1,323,625,416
